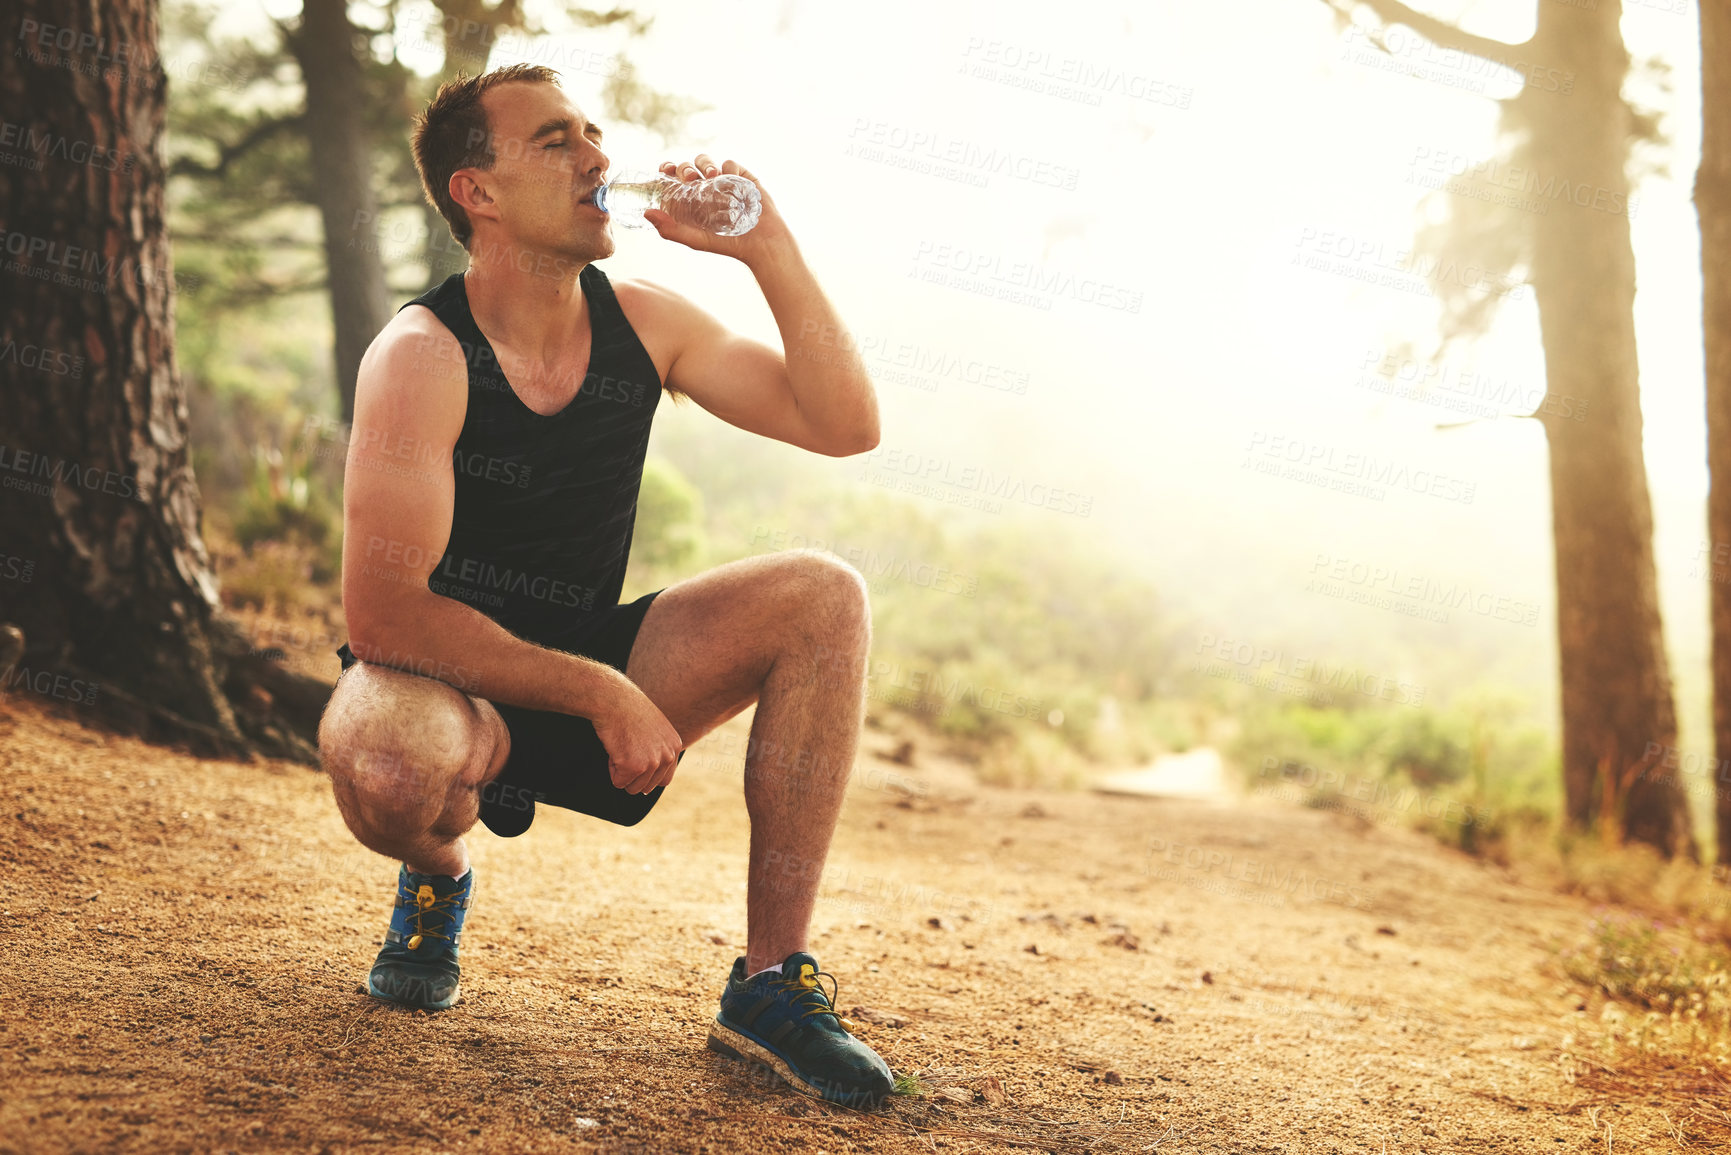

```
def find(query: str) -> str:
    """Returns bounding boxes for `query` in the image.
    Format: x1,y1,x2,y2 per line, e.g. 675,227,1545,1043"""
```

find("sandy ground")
0,685,1714,1154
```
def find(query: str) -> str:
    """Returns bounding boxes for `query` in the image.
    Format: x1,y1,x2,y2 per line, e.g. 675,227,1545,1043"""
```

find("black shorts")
334,589,682,838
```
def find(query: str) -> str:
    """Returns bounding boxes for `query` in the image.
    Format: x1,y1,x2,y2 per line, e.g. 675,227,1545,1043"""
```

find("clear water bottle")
595,171,763,236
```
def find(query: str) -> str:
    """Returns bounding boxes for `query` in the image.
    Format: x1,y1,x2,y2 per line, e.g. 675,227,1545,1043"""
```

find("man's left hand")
641,155,795,266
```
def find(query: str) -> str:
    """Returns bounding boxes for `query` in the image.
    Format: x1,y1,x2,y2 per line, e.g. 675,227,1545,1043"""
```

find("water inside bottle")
594,178,660,225
595,172,762,235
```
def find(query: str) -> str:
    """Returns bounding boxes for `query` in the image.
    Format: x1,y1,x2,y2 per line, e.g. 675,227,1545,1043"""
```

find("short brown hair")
412,64,562,251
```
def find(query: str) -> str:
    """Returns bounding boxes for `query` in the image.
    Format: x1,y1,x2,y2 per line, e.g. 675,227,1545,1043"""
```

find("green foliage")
602,57,709,141
235,455,333,553
1227,688,1558,856
639,426,1184,783
164,3,327,307
632,458,706,574
891,1072,928,1098
219,541,326,616
164,0,705,311
1380,709,1472,788
232,423,343,581
974,723,1094,790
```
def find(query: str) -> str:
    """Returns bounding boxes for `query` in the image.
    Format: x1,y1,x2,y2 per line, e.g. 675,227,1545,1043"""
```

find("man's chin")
566,224,615,264
476,226,613,270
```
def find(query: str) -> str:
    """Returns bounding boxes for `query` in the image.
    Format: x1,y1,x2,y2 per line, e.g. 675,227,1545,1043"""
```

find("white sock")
747,963,783,982
405,865,470,885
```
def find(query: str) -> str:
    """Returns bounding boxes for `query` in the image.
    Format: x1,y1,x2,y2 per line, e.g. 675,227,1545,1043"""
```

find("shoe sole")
706,1017,887,1107
366,973,460,1011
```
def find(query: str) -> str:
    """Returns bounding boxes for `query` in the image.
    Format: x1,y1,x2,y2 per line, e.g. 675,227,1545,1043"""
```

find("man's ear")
450,169,498,229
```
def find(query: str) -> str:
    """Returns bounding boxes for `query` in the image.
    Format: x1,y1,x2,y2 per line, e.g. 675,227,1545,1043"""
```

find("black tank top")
404,265,664,650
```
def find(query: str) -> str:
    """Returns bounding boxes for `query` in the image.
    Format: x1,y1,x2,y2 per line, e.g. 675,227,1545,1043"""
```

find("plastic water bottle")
595,171,762,236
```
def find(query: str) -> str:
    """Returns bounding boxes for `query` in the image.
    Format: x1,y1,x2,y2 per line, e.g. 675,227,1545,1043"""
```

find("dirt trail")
0,690,1691,1153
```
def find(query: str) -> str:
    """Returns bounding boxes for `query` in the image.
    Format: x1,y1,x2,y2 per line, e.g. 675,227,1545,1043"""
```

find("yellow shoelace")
403,883,461,951
772,963,860,1033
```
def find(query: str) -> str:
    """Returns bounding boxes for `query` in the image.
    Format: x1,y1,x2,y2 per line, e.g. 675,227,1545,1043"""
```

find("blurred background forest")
7,0,1731,884
166,0,1562,835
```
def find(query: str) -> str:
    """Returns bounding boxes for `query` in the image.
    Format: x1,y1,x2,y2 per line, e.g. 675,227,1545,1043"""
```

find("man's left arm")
638,154,880,457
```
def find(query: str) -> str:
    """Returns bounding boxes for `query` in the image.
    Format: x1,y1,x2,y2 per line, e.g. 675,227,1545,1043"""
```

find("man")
316,63,891,1106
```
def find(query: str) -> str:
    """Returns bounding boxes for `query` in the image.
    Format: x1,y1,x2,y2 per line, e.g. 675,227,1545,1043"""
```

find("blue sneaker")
366,866,473,1010
707,951,895,1106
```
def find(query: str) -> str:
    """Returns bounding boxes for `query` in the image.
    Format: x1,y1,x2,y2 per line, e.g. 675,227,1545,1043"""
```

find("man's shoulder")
610,276,702,330
612,277,671,316
375,298,463,354
362,302,468,387
610,275,728,348
608,276,709,388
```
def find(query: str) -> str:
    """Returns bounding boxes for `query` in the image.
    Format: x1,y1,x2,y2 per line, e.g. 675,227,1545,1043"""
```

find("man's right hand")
592,673,684,795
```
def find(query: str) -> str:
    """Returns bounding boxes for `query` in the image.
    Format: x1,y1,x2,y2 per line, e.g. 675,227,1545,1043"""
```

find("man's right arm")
339,309,681,792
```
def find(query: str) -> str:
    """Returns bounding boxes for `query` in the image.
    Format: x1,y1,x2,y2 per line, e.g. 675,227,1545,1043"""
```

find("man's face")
464,81,613,264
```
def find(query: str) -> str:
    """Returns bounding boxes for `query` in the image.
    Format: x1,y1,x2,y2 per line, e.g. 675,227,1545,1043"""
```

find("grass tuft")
1560,912,1731,1059
891,1072,928,1098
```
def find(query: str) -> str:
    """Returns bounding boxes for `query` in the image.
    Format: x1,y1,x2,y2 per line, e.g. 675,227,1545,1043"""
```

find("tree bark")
1702,0,1731,864
290,0,390,422
1517,1,1693,857
0,0,325,764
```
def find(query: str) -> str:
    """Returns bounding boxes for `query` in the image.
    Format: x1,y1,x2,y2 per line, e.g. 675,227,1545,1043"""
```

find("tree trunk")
1702,0,1731,864
291,0,390,422
0,0,326,763
1521,1,1693,857
1330,0,1692,856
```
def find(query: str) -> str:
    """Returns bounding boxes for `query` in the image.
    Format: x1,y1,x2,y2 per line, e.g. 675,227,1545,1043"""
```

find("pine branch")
173,233,322,249
571,6,653,36
171,114,306,181
1322,0,1532,65
210,277,331,306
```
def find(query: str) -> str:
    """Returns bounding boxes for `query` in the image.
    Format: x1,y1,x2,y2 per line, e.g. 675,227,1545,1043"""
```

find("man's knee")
319,672,494,842
783,549,871,636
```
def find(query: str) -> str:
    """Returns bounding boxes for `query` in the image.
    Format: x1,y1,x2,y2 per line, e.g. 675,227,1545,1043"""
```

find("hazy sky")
242,0,1714,737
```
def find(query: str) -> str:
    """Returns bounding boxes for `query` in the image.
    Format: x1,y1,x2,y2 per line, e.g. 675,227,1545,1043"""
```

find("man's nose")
585,141,610,177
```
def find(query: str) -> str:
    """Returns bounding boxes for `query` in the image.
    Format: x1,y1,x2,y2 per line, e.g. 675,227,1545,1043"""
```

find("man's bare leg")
317,664,512,877
317,667,511,1008
624,549,872,974
624,548,895,1104
314,548,880,1085
317,547,870,973
734,569,868,973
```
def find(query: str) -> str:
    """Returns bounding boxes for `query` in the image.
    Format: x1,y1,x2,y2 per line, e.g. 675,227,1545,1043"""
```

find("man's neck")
461,238,591,359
